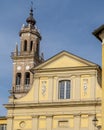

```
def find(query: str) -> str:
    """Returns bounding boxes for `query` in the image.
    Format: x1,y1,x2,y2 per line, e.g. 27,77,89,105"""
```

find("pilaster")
7,116,14,130
89,115,95,130
32,115,39,130
34,78,39,103
48,77,53,102
75,75,81,100
74,114,80,130
46,115,52,130
90,74,96,99
53,77,58,102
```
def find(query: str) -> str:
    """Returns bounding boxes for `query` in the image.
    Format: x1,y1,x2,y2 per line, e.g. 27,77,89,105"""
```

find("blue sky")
0,0,103,115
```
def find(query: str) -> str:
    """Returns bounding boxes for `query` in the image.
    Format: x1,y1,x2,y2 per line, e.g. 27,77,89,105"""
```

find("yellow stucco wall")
81,115,88,127
6,51,102,130
39,116,46,128
42,54,88,69
0,118,7,124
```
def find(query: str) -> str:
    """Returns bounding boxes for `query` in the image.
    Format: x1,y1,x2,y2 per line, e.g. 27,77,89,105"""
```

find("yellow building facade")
5,51,102,130
4,8,102,130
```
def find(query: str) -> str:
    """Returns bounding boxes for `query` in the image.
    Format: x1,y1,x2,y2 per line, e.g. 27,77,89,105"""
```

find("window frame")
58,120,69,128
58,80,71,100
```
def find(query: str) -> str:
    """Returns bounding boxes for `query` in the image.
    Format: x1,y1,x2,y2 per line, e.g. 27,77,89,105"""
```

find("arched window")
36,43,39,57
16,73,21,90
25,72,30,87
24,40,27,51
16,73,21,85
30,41,33,51
58,80,71,99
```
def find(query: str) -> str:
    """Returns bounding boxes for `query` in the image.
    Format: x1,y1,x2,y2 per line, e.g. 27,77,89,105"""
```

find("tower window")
25,72,30,89
24,40,27,51
58,80,71,99
16,73,21,90
30,41,33,51
16,73,21,85
36,43,39,57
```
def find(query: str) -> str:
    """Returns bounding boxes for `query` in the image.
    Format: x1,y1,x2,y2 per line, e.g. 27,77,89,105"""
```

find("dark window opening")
16,73,21,85
36,43,39,57
16,73,21,90
30,41,33,51
24,40,27,51
25,72,30,89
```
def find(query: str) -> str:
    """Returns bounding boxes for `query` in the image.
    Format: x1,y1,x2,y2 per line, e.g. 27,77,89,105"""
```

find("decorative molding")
4,99,101,108
41,81,47,96
83,79,88,96
32,115,39,118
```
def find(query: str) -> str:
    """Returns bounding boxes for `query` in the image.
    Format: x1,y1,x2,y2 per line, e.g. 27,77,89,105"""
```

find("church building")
4,7,102,130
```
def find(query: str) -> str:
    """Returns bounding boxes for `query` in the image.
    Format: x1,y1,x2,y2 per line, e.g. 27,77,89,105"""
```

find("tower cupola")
26,8,36,26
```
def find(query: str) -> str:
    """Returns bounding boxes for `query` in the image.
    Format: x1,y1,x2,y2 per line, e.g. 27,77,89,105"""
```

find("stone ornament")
83,79,88,95
41,81,47,96
19,121,26,128
17,66,21,71
26,65,30,70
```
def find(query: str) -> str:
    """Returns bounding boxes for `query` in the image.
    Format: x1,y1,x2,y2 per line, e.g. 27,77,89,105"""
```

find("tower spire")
26,3,36,27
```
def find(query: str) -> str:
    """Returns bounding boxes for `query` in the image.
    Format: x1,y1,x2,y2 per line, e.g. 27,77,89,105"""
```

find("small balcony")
11,52,21,58
10,85,30,94
11,51,44,62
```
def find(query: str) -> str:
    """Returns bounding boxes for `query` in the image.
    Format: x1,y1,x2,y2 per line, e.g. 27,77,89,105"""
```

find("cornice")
4,100,101,109
11,55,35,60
32,65,100,74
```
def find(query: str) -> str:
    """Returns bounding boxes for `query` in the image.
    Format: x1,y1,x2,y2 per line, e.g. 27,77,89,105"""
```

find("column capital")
46,114,53,117
32,115,39,118
74,113,81,117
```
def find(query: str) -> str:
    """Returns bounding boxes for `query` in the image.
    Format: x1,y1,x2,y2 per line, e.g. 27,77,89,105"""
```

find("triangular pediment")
35,51,96,70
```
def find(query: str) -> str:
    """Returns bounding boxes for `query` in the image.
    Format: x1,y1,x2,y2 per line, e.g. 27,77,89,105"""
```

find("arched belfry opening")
24,72,30,89
30,41,33,51
16,73,21,91
24,40,27,51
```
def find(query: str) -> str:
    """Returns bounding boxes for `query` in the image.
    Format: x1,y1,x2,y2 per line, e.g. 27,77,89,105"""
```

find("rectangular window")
58,120,68,128
59,80,71,99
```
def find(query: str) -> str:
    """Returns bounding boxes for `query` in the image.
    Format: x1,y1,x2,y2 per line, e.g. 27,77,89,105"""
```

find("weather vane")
30,0,36,10
31,1,33,9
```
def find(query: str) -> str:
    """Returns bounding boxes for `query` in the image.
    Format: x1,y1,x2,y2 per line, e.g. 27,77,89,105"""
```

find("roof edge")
92,24,104,42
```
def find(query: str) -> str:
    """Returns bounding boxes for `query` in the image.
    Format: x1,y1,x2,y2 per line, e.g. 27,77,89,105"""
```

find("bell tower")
11,8,43,98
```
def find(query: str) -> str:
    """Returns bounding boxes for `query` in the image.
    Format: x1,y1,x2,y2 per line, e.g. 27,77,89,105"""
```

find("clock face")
26,65,30,70
28,33,30,36
17,66,21,70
